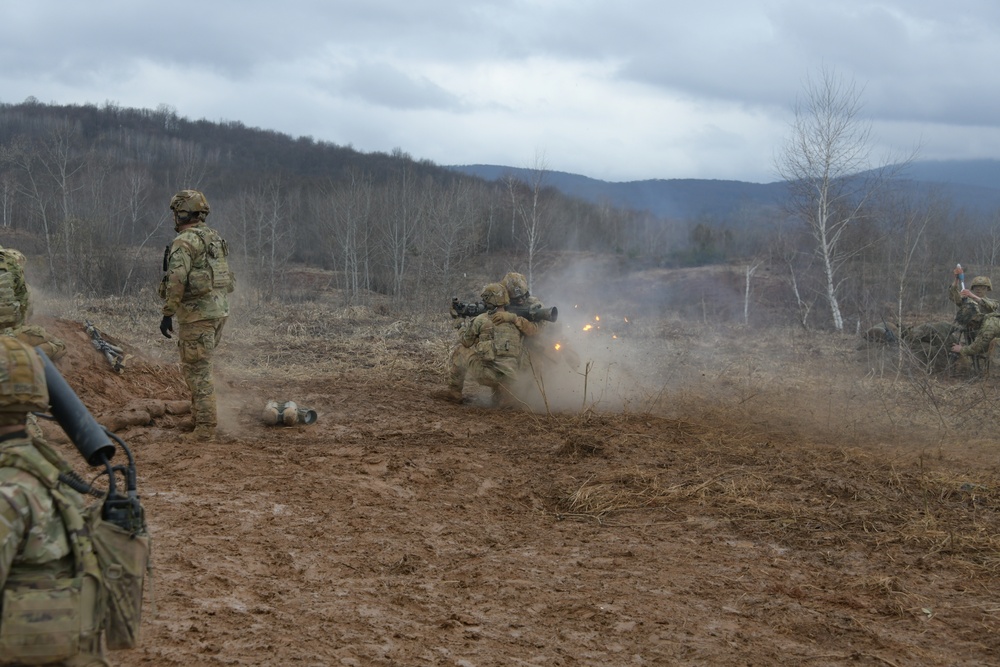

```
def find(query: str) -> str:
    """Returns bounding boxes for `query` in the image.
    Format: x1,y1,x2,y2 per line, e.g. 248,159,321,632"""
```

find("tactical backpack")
474,317,524,363
184,226,234,297
159,225,235,300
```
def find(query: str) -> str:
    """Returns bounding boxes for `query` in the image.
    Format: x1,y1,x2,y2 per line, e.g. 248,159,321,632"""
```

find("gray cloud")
0,0,998,183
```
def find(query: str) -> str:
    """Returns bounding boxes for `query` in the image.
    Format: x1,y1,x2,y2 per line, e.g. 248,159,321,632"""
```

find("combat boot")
184,425,217,442
430,386,464,404
491,386,519,410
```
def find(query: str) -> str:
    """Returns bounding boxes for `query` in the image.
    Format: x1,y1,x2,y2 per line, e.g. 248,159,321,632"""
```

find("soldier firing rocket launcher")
450,297,559,323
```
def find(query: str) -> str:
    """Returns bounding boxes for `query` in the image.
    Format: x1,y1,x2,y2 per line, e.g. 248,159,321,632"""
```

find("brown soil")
32,309,1000,667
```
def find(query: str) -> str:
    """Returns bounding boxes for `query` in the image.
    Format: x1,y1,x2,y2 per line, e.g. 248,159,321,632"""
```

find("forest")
0,95,997,331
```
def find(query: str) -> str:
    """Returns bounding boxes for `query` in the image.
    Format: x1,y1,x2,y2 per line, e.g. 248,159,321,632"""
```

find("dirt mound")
34,316,190,440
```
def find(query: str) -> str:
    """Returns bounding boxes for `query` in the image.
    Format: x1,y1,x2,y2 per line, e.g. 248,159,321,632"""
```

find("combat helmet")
0,337,48,424
169,189,211,220
501,272,529,302
481,283,510,308
970,276,992,291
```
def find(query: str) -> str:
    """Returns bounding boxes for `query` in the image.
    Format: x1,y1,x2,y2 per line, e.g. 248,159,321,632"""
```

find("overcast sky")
1,1,998,184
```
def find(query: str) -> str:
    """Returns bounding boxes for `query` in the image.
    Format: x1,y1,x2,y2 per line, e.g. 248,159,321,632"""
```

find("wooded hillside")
1,99,997,330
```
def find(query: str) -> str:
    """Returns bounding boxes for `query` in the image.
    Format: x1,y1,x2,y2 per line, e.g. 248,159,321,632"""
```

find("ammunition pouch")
90,511,150,650
0,572,102,664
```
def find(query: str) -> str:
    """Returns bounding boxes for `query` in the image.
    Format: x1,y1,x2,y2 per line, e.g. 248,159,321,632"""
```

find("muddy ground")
32,307,1000,667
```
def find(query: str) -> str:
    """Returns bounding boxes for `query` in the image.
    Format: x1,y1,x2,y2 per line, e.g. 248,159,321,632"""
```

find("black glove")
159,315,174,339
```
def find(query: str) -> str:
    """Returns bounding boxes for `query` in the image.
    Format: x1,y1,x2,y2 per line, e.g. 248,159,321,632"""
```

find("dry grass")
41,289,1000,580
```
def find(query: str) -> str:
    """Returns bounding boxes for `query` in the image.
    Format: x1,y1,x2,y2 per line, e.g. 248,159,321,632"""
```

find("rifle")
450,297,558,323
85,320,126,373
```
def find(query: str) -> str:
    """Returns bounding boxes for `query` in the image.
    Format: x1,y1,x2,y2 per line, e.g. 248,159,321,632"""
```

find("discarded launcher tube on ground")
262,400,318,426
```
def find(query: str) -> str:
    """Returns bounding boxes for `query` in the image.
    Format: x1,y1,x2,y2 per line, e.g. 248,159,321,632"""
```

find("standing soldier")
159,189,235,442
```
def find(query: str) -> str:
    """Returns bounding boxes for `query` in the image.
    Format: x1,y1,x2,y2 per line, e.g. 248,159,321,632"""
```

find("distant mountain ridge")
447,160,1000,219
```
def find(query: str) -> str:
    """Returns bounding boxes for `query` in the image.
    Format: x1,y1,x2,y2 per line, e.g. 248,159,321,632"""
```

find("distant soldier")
158,190,235,441
432,283,537,406
952,312,1000,364
949,267,997,342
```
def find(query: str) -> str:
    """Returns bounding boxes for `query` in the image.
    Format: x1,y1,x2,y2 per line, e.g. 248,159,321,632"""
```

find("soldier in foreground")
433,283,537,406
0,339,109,666
158,190,235,441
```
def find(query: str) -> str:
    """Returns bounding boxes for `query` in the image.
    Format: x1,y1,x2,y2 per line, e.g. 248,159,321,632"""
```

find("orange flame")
554,343,561,351
583,324,593,332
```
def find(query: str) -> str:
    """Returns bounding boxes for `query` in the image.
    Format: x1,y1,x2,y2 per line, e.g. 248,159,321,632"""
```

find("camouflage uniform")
0,246,31,330
901,321,959,372
3,323,67,362
949,278,998,340
457,311,528,404
0,339,108,666
956,313,1000,360
437,283,536,405
501,272,579,372
160,191,234,439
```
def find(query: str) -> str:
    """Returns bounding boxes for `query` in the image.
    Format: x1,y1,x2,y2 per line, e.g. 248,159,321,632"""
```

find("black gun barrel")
36,348,116,466
511,305,558,323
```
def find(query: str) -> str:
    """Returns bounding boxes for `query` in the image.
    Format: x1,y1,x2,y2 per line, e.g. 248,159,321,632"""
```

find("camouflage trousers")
177,317,226,429
446,343,518,392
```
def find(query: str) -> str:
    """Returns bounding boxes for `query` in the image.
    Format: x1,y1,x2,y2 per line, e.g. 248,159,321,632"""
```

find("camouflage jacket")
949,284,998,324
960,313,1000,358
461,310,526,377
160,223,234,324
2,324,67,361
0,435,80,587
0,433,107,663
0,247,30,329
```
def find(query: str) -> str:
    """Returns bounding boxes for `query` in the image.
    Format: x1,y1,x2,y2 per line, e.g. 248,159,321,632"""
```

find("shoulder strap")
171,227,208,256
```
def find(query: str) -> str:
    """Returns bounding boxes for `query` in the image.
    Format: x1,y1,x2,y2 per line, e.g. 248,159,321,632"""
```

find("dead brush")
558,468,739,519
560,470,682,518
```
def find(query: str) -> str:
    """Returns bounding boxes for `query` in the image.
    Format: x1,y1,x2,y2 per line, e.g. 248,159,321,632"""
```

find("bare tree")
776,67,907,331
233,179,297,303
508,153,550,286
318,169,375,302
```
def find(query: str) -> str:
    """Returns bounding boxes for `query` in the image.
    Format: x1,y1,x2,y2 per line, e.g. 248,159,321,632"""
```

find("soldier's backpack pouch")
89,512,151,650
0,572,101,665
